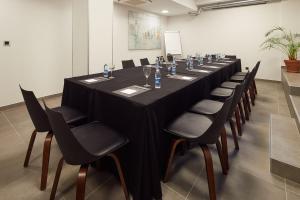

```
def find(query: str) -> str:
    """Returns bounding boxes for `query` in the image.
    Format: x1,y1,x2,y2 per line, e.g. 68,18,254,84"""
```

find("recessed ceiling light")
161,10,169,14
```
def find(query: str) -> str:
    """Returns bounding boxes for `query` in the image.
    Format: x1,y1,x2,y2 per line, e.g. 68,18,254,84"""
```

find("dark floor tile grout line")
1,111,25,144
85,176,113,200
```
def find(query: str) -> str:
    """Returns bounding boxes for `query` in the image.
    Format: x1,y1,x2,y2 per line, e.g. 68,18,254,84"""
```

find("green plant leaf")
261,26,300,60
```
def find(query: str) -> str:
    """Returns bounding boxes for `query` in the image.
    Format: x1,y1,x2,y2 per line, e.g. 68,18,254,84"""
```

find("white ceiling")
196,0,232,5
114,0,198,16
114,0,251,16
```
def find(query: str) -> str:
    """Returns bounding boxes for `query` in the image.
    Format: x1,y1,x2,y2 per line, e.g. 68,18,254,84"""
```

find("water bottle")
103,64,109,78
155,67,161,89
171,59,176,75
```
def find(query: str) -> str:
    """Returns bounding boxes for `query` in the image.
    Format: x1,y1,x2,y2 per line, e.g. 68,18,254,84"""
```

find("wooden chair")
163,94,234,200
122,60,135,69
20,86,86,190
45,105,129,200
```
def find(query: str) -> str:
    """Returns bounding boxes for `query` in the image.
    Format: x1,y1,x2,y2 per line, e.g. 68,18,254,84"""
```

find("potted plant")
261,27,300,73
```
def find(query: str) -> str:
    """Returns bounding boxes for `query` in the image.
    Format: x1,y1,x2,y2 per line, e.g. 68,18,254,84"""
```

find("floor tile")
287,191,300,200
0,80,295,200
286,179,300,195
188,167,286,200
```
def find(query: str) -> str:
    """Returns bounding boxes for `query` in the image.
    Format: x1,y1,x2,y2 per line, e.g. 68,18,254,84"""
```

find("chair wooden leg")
163,139,186,182
40,131,53,191
108,153,130,200
242,95,250,120
76,164,89,200
245,91,251,113
24,130,37,167
238,101,245,124
253,79,258,94
216,140,227,175
249,87,255,106
252,82,256,99
50,157,64,200
200,145,216,200
229,119,239,150
220,126,229,170
235,107,242,136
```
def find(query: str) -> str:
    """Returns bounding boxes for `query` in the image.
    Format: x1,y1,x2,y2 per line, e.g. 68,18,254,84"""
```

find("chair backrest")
19,85,51,132
225,55,237,59
227,76,248,118
140,58,150,66
157,56,165,62
198,92,234,144
45,106,95,165
245,61,260,90
253,61,261,77
167,54,173,62
122,60,135,69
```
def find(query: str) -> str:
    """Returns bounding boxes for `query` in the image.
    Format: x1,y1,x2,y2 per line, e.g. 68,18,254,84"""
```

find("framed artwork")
128,10,161,50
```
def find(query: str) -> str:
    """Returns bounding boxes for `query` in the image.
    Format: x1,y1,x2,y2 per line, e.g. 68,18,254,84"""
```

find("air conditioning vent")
198,0,281,11
117,0,152,6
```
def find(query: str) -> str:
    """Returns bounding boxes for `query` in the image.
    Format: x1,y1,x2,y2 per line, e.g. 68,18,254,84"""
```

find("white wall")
0,0,72,107
167,2,284,81
113,3,167,69
281,0,300,60
89,0,114,74
72,0,89,76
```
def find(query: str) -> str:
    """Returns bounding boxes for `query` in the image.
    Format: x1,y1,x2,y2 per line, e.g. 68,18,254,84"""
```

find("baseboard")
0,93,62,111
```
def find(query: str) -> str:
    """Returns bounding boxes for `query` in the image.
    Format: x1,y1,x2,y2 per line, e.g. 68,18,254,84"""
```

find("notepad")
80,77,112,84
203,65,220,69
214,62,227,65
113,85,150,97
120,89,137,95
85,78,98,83
182,76,193,80
167,74,196,81
189,69,212,73
198,69,211,73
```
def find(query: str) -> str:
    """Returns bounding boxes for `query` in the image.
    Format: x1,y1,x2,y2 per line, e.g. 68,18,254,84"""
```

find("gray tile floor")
0,80,300,200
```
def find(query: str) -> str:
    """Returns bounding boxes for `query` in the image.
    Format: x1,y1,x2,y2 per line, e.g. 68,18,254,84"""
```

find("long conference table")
62,59,241,200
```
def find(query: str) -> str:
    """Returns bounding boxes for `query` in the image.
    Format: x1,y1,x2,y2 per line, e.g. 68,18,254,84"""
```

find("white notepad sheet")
120,89,137,95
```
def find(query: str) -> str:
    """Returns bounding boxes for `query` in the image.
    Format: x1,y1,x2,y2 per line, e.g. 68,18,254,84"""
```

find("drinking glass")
143,65,152,87
208,55,212,63
159,56,163,66
109,64,115,78
186,56,190,70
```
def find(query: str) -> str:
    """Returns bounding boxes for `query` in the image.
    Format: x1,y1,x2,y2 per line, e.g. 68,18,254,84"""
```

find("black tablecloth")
62,59,241,200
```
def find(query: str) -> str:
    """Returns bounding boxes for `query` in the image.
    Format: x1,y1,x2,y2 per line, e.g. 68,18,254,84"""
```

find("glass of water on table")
143,65,152,88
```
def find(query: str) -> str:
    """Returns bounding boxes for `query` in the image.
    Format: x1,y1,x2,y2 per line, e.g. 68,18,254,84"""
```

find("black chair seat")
52,106,86,124
230,75,245,82
72,122,128,157
190,100,223,115
234,72,247,76
210,88,233,98
166,112,212,139
221,81,240,89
